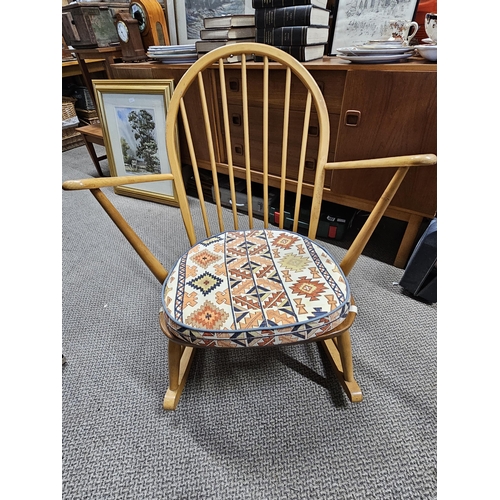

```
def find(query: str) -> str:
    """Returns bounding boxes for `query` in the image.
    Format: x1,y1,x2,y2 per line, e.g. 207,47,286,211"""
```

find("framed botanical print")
328,0,419,55
93,79,179,206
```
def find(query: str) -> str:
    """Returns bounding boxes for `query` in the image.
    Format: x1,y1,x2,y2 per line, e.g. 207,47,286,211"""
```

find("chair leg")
81,135,105,177
163,341,196,410
320,330,363,402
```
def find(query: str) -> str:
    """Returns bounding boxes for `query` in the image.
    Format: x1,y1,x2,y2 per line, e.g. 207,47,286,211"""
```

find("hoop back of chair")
165,43,331,246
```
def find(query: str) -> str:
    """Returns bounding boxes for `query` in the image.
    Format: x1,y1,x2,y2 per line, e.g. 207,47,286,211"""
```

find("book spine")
255,26,311,45
275,45,307,59
255,6,313,28
252,0,313,7
255,45,316,62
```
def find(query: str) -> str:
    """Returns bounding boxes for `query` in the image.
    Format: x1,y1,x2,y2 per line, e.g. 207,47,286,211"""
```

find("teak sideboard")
110,57,437,268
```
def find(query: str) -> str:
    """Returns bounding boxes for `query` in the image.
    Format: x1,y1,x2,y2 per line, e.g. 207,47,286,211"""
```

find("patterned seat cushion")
162,229,350,347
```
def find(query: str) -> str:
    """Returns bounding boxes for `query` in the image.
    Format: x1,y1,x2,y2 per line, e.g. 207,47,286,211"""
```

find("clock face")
116,21,129,43
130,3,147,32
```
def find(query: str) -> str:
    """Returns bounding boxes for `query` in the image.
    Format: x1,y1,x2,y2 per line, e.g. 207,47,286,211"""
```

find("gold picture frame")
93,79,179,206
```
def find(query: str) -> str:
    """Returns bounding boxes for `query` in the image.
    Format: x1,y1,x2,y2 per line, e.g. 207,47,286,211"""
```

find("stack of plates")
336,42,415,64
147,45,198,64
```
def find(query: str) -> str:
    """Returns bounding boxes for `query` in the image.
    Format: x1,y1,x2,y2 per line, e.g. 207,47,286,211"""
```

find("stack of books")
253,0,331,62
196,14,256,63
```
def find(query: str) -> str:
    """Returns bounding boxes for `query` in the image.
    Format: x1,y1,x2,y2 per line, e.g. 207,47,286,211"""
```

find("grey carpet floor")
62,145,437,499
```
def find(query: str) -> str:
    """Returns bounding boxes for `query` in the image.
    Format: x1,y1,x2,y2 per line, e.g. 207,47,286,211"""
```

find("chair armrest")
62,173,175,191
324,154,437,171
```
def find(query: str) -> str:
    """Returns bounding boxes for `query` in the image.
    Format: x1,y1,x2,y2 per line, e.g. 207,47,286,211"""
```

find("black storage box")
71,86,95,111
268,201,351,241
399,218,437,303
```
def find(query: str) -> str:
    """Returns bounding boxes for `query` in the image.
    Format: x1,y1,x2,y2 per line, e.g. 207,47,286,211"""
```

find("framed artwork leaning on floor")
93,79,179,207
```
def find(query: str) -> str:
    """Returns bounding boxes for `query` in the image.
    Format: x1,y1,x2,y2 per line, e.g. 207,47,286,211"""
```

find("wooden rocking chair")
63,43,437,409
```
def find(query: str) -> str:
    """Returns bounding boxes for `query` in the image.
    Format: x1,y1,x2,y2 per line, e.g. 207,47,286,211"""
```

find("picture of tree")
115,106,161,174
96,80,177,204
120,137,133,166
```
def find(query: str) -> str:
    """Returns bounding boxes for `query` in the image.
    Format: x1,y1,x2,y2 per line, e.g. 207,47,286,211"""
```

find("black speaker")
399,218,437,303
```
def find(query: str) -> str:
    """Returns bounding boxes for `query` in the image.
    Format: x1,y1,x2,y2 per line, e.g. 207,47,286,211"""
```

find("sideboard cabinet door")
333,70,437,217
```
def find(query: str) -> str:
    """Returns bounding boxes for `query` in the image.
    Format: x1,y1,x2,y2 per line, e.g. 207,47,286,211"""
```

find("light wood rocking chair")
63,43,437,410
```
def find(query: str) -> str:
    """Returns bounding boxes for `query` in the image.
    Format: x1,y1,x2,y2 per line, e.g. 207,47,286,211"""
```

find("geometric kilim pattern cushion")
162,229,351,348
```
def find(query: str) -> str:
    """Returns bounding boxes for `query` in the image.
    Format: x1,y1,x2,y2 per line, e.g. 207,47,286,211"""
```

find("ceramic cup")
425,13,437,43
383,20,419,45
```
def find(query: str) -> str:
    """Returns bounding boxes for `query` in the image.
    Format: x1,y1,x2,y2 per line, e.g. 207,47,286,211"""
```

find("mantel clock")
129,0,170,49
114,12,148,61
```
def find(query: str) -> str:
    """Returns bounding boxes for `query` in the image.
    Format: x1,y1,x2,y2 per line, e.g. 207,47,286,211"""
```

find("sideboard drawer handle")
308,125,318,136
345,110,361,127
229,79,239,92
305,159,315,170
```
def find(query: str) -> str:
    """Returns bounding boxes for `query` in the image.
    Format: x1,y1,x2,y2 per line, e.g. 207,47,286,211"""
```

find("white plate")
148,44,196,54
147,52,197,60
337,52,414,64
147,50,197,57
367,39,404,46
337,46,415,56
160,58,199,64
421,38,437,45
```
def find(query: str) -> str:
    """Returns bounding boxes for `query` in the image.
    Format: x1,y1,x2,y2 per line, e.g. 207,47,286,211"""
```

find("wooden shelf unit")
62,58,107,78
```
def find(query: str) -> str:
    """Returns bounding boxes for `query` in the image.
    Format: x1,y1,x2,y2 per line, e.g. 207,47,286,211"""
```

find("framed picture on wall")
328,0,419,55
93,79,179,206
173,0,255,45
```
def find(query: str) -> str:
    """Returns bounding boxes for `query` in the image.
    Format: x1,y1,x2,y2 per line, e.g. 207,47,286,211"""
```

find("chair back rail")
166,43,331,246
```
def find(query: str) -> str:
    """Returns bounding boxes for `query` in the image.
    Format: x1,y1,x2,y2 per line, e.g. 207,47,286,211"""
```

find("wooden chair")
75,123,107,177
63,43,437,410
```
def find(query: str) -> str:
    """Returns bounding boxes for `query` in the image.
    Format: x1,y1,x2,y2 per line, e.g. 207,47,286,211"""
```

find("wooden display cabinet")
111,57,437,268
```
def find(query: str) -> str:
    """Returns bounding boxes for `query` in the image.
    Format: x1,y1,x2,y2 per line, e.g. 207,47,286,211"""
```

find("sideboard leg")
393,214,422,269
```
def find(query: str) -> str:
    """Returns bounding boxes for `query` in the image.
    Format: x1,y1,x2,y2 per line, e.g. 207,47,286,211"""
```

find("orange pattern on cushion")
162,229,350,347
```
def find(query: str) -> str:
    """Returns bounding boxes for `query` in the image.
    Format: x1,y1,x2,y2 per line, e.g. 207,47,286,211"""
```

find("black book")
255,43,325,62
275,44,325,61
200,26,256,40
255,26,329,45
252,0,327,8
195,38,255,53
254,5,330,29
204,14,256,29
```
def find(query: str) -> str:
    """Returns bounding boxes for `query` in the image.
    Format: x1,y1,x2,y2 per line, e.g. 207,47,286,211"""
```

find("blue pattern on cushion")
162,229,350,347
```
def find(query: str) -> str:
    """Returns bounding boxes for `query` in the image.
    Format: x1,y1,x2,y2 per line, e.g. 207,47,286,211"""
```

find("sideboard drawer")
222,69,346,115
310,70,346,114
221,104,339,188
